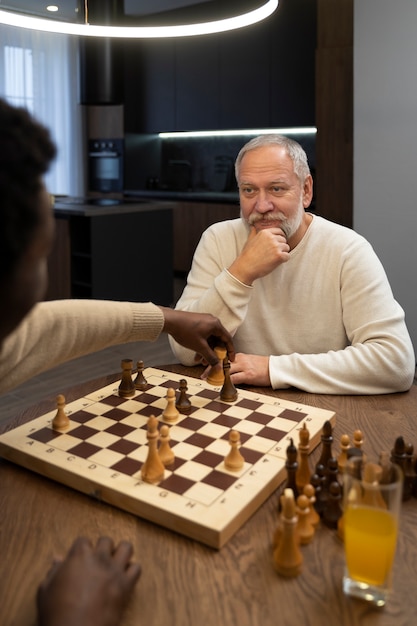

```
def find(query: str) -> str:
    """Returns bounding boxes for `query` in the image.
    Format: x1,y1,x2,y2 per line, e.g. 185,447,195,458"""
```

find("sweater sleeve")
0,300,164,394
268,236,416,395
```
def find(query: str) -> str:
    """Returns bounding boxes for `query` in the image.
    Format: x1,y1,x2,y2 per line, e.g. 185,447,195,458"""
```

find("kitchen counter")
53,196,175,217
124,189,240,204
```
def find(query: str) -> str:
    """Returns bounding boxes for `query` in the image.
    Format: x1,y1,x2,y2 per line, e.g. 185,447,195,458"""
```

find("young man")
169,134,415,394
0,98,234,625
0,101,235,395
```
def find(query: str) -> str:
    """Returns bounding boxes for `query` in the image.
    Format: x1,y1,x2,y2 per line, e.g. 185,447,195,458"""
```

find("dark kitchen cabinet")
172,201,240,275
46,204,174,305
124,0,316,133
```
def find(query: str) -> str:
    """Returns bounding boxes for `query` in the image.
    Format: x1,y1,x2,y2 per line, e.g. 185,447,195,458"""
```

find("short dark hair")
0,98,56,283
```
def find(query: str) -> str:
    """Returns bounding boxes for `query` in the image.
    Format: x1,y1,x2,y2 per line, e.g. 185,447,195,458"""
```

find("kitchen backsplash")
124,132,316,194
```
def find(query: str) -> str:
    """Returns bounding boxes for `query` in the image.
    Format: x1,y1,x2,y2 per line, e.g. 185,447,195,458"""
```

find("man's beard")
245,200,304,240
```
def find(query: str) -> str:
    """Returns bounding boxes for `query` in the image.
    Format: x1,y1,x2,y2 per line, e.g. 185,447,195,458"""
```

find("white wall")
354,0,417,356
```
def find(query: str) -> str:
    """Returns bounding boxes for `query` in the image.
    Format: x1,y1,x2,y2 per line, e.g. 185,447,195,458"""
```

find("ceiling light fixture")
0,0,279,38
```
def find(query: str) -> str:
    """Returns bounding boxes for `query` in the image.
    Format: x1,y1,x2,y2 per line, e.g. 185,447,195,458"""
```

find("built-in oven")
88,138,123,193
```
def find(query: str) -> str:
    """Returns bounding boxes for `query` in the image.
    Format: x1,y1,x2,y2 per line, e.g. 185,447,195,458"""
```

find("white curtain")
0,24,84,195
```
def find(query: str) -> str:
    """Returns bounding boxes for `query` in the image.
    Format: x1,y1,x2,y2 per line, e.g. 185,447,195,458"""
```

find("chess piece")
206,346,227,386
296,422,311,492
317,420,333,470
296,493,315,545
219,357,237,403
303,483,320,528
134,360,148,391
162,388,179,423
118,358,136,398
322,481,343,529
284,438,299,499
175,379,192,415
273,489,303,577
361,462,387,508
391,435,408,500
337,433,350,472
353,429,364,449
52,394,70,431
158,424,175,467
224,430,244,471
141,415,165,484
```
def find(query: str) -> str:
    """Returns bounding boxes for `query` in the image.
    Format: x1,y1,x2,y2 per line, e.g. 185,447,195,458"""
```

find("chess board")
0,367,336,548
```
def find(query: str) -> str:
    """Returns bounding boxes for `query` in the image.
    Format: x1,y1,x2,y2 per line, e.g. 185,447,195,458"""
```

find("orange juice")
344,506,398,585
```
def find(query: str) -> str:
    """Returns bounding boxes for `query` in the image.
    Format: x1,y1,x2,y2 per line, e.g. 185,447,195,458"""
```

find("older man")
170,134,415,394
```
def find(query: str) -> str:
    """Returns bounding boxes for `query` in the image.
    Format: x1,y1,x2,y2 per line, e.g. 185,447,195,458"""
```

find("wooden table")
1,365,417,626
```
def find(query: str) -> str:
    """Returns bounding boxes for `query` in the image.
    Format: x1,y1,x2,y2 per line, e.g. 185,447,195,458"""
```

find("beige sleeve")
0,299,165,394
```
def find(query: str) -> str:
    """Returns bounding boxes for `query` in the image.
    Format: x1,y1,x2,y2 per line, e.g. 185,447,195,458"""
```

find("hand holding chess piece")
207,346,227,386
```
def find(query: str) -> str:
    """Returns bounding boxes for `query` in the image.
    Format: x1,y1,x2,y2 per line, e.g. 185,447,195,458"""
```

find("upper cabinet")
123,0,316,133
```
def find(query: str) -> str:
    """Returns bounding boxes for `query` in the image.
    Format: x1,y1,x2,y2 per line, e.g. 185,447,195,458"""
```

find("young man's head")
0,99,56,346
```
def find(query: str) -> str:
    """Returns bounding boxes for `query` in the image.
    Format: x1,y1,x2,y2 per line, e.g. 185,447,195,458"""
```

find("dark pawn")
391,435,410,500
322,481,343,529
176,378,192,415
134,360,148,391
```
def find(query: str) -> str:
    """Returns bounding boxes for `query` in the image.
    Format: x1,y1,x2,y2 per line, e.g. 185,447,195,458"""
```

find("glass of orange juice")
342,456,403,606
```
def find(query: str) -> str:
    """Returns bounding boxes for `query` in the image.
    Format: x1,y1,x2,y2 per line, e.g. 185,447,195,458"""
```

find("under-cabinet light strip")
159,127,317,138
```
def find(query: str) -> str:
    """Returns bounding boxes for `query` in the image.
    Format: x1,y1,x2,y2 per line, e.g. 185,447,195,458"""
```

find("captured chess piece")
134,360,148,391
224,430,245,471
220,356,238,403
273,488,303,577
158,424,175,467
303,483,320,528
337,434,350,473
162,388,180,423
52,394,70,431
207,345,227,386
118,358,136,398
141,415,165,484
176,379,192,415
296,422,311,492
284,438,299,499
317,420,333,470
296,493,315,545
353,429,364,450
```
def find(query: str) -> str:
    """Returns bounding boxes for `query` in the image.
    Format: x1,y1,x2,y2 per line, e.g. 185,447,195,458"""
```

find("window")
0,24,84,195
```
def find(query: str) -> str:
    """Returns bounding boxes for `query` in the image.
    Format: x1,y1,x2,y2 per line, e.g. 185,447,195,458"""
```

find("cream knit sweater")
0,300,164,394
169,215,415,394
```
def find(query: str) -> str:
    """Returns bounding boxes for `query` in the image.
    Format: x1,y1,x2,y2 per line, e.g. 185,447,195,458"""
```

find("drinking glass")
342,456,403,607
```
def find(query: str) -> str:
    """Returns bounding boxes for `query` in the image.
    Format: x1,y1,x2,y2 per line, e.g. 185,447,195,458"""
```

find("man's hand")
160,308,235,366
37,537,141,626
229,353,271,386
228,226,290,285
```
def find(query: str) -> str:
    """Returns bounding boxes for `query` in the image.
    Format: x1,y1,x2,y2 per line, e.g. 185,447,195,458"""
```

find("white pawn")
162,387,179,423
224,430,244,471
52,394,70,431
159,424,175,467
141,415,165,484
